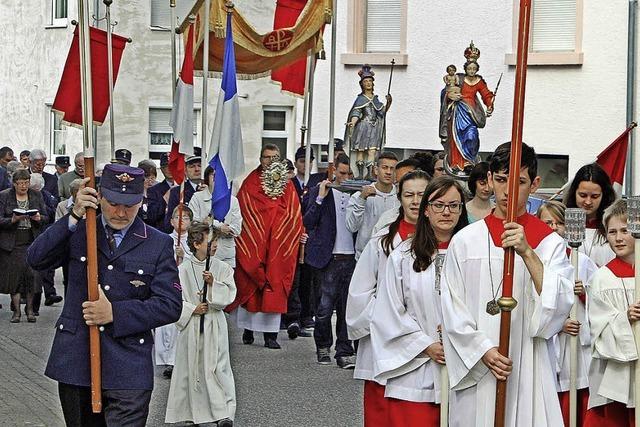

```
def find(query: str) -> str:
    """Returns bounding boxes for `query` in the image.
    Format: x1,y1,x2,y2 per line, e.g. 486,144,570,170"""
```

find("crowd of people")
1,137,636,427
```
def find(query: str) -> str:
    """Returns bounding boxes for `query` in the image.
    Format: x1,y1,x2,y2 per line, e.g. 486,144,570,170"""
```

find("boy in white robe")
165,222,236,426
440,142,574,427
155,204,193,378
537,200,598,426
584,199,637,426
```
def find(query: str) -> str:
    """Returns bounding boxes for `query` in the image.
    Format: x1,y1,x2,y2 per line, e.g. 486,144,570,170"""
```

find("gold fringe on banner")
179,0,332,78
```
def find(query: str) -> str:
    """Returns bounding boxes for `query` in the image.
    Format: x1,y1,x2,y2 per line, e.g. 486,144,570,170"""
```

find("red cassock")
584,402,635,427
226,167,303,314
558,388,589,427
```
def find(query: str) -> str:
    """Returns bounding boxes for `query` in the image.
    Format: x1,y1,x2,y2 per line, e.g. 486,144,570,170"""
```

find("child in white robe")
440,142,574,427
346,170,429,425
563,163,617,267
165,222,236,426
537,200,598,426
155,204,193,378
370,176,469,426
584,199,637,427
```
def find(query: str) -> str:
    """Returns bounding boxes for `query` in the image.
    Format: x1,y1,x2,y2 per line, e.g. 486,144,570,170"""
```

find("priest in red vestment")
227,144,303,349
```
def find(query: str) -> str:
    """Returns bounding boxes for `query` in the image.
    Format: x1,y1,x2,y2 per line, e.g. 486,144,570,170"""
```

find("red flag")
52,26,128,127
271,0,309,96
168,24,196,185
596,124,636,193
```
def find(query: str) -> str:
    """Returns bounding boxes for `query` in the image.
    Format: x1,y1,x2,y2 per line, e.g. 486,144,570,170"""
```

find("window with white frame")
365,0,401,53
150,0,196,29
49,0,68,27
261,107,291,159
531,0,577,52
48,106,67,156
148,107,199,159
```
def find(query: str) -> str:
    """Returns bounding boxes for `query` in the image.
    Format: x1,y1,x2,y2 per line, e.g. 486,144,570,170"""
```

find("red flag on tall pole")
271,0,311,96
596,122,637,193
52,26,128,127
168,24,196,186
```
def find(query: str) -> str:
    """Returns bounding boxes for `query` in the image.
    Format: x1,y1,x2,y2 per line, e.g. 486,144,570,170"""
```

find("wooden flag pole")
77,0,102,413
494,1,532,426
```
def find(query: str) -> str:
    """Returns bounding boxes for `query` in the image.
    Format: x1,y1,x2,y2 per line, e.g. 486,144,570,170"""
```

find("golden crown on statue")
464,41,480,62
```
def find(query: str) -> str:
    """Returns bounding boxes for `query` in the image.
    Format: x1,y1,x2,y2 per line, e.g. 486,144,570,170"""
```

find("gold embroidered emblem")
115,173,134,183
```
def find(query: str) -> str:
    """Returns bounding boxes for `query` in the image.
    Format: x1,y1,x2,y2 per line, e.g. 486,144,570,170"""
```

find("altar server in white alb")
156,204,194,379
563,163,617,267
371,176,469,426
189,166,242,267
440,142,574,427
346,170,429,425
583,199,637,427
165,222,236,427
536,201,598,426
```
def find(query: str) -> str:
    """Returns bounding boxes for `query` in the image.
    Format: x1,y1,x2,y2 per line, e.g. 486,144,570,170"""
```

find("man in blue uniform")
27,164,182,426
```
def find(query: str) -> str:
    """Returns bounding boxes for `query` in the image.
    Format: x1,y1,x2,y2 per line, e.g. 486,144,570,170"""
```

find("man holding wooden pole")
440,142,574,426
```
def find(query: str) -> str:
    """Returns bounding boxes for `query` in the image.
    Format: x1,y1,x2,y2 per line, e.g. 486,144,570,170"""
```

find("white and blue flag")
208,12,244,221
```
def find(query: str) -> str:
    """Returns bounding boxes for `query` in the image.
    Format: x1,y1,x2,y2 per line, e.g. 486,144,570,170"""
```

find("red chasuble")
226,167,303,314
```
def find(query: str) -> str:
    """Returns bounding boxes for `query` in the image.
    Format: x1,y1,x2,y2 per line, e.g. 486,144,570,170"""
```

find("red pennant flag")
168,24,196,186
52,26,128,127
596,124,636,193
271,0,310,96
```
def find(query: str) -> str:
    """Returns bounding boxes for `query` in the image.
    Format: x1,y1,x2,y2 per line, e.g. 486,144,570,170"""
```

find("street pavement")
0,285,363,427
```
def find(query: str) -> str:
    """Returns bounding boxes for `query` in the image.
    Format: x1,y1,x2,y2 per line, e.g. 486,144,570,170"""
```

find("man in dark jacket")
27,164,181,426
303,153,357,369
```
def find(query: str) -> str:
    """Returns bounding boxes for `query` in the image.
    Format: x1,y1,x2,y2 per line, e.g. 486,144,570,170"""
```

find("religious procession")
2,0,640,426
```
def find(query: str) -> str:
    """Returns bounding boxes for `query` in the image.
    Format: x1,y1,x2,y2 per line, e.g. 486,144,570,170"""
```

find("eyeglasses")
428,201,463,213
261,155,280,161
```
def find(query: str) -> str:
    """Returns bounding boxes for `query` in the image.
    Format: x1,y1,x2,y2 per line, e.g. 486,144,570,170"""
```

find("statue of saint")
439,42,495,176
346,65,392,180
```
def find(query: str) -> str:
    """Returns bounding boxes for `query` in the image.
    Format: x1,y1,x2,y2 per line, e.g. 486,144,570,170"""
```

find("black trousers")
58,382,151,427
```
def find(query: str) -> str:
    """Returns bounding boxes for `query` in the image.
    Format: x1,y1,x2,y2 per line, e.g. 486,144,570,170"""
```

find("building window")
261,107,291,159
49,107,67,156
150,0,195,30
48,0,68,27
342,0,408,66
148,107,198,159
506,0,583,65
537,154,569,190
365,0,401,53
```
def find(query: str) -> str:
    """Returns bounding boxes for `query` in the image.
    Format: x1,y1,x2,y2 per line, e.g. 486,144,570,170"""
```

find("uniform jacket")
26,215,181,390
0,188,48,252
42,171,59,201
146,179,171,229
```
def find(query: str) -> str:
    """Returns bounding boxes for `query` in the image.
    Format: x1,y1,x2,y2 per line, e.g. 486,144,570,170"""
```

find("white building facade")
0,0,299,175
308,0,640,193
2,0,639,192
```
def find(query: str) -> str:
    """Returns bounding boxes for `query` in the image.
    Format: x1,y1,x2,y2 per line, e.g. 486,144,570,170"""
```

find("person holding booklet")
0,168,48,323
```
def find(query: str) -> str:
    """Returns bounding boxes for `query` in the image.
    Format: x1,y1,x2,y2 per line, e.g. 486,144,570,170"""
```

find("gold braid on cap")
260,160,289,199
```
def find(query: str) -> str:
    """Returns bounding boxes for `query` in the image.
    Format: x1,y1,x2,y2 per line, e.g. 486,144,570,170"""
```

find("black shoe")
298,327,313,337
242,329,254,345
264,338,281,349
336,355,356,369
287,322,300,340
317,348,331,365
45,295,63,306
162,366,173,379
218,418,233,427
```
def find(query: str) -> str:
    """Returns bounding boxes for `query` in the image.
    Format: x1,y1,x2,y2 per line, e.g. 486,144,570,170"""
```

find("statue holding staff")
346,65,392,180
439,42,495,177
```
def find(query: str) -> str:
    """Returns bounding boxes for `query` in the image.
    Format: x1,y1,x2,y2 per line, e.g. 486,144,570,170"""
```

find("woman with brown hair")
370,176,469,426
0,168,48,323
346,170,430,425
